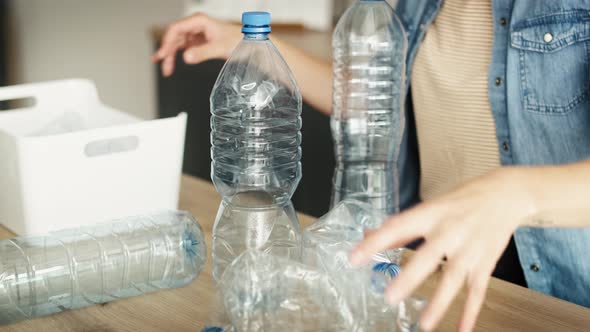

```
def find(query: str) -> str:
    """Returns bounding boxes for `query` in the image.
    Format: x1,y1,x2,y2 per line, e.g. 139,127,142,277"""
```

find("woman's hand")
349,167,537,332
152,12,334,114
152,13,241,77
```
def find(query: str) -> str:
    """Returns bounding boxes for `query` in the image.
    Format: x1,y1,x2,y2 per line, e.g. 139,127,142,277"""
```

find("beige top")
411,0,500,201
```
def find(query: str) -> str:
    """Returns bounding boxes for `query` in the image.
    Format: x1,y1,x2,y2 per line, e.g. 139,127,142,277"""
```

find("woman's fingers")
349,169,524,331
183,44,219,64
161,56,175,77
159,14,208,55
384,237,446,305
458,272,491,332
156,26,185,62
154,14,211,76
420,257,468,330
349,205,437,266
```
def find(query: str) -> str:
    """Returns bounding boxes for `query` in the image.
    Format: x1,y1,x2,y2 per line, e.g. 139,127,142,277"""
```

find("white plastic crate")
0,79,187,235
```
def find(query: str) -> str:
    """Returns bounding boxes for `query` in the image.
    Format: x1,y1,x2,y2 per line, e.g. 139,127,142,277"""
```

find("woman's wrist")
502,166,541,228
517,160,590,228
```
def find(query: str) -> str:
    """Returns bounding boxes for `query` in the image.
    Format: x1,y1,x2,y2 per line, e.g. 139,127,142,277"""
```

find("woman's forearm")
522,159,590,228
271,36,333,115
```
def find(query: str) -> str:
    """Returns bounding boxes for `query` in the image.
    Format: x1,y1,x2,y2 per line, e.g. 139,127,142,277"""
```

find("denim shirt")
394,0,590,307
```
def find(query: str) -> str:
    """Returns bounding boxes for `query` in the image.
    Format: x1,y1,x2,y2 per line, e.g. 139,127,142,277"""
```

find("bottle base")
212,193,302,281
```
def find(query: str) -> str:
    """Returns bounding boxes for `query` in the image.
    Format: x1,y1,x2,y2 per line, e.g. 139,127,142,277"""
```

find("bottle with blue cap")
210,12,302,280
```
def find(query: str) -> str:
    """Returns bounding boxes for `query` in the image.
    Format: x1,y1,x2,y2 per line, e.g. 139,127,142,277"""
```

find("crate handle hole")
0,97,36,111
84,136,139,157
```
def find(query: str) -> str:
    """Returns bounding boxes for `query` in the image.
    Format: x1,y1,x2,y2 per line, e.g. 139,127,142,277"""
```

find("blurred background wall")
4,0,359,120
7,0,184,119
0,1,7,88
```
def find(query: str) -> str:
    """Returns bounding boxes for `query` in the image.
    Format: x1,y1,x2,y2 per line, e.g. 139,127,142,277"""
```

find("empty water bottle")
210,12,302,280
331,0,408,215
0,210,206,324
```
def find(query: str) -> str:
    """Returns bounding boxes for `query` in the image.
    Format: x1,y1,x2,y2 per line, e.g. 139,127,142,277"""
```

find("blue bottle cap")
201,326,225,332
372,262,401,278
241,11,271,34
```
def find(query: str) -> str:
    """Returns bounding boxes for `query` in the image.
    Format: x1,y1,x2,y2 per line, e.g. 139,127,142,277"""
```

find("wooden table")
1,175,589,331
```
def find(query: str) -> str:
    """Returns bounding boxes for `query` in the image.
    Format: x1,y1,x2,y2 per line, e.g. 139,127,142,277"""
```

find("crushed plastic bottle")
210,11,303,280
302,199,405,331
220,250,359,331
331,0,408,215
219,250,424,332
0,210,206,324
397,297,428,332
217,200,423,332
302,199,403,275
302,199,383,267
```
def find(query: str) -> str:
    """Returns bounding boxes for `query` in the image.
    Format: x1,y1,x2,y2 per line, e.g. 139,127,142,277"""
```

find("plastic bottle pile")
216,200,425,332
205,2,422,330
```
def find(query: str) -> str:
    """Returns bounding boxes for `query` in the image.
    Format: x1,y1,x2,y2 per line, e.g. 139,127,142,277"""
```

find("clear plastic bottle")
210,12,302,280
0,210,206,324
331,0,408,215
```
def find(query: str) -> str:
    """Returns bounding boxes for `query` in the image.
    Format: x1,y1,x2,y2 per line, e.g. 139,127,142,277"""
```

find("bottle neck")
243,32,269,41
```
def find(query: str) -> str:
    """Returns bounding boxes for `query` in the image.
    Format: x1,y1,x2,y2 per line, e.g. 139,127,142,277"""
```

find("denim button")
530,264,540,272
495,77,502,86
502,141,509,152
500,17,507,26
543,32,553,43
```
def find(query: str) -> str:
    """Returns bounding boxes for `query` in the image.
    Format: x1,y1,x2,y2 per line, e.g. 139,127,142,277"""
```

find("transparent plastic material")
217,200,424,331
221,250,357,331
303,199,405,331
331,0,408,215
303,200,403,277
0,210,206,324
210,23,302,204
219,251,423,332
210,12,302,280
211,193,301,280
